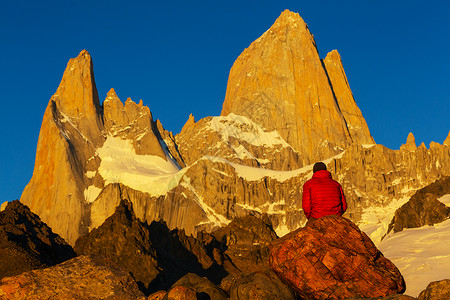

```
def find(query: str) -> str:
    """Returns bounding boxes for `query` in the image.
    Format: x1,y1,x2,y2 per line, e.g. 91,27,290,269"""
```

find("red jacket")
302,170,347,219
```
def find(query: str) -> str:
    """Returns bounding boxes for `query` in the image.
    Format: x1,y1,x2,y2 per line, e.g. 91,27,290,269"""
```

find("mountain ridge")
19,10,450,247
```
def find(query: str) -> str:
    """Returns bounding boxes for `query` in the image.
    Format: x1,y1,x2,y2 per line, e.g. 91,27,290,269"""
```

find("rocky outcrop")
0,255,145,299
103,88,167,158
269,215,405,299
169,273,228,300
418,279,450,300
400,132,418,152
228,270,296,300
211,214,278,273
323,50,373,145
76,199,235,295
0,200,75,280
74,200,160,295
221,10,374,165
387,177,450,234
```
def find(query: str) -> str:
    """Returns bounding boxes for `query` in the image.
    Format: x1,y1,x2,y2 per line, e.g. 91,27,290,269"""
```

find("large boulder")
418,279,450,300
169,273,228,300
0,255,145,299
0,200,76,280
269,215,405,299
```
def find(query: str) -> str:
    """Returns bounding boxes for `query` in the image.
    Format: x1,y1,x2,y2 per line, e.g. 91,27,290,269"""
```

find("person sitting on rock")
302,162,347,224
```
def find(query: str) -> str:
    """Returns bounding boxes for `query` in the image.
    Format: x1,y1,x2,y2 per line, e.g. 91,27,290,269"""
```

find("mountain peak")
106,88,118,100
53,49,101,121
401,132,417,151
444,131,450,146
221,10,373,165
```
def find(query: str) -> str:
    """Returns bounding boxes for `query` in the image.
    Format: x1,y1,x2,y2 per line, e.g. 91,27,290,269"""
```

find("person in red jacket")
302,162,347,224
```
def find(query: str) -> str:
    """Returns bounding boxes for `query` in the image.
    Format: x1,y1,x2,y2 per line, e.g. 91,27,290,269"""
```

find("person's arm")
340,185,347,213
302,182,311,219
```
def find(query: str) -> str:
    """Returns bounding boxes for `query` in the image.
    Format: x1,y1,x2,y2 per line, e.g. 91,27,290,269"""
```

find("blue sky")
1,1,449,205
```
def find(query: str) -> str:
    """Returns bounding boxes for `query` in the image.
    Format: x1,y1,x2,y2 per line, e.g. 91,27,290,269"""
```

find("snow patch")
207,114,291,148
86,171,96,179
378,219,450,297
84,186,102,203
358,196,410,245
97,135,183,196
439,194,450,206
198,151,345,183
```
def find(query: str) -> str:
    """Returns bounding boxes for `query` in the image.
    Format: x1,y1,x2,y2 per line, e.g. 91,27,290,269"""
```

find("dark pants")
305,217,318,226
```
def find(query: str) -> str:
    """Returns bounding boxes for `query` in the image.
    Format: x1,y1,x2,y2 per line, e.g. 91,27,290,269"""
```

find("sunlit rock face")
221,10,374,166
174,113,302,171
20,51,175,245
19,10,450,247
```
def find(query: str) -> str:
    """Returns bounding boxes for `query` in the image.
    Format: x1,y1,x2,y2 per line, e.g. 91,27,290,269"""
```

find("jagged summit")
400,132,417,151
54,50,101,121
444,131,450,146
221,10,374,165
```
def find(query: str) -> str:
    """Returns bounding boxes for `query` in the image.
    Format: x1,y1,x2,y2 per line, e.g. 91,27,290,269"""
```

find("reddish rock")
164,285,197,300
269,215,405,299
148,290,167,299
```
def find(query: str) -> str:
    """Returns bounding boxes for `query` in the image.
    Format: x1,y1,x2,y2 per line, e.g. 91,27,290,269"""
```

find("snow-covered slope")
378,194,450,297
96,135,183,196
378,219,450,297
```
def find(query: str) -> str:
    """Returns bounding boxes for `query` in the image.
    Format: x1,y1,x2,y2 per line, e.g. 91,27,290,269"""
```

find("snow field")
378,216,450,297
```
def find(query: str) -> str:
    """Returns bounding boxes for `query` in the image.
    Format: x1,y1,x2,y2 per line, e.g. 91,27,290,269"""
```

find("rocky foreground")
1,198,449,299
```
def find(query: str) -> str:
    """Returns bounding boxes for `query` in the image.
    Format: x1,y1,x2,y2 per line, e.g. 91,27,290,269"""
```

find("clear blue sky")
1,1,449,205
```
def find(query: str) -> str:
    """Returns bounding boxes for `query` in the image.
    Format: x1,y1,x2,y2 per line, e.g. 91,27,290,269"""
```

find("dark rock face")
74,200,231,295
169,273,228,300
0,200,76,280
269,215,405,299
418,279,450,300
228,270,296,300
388,176,450,234
0,255,145,299
74,200,160,295
211,214,278,273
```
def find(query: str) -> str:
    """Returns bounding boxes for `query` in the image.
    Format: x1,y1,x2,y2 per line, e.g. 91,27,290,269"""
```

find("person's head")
313,162,327,173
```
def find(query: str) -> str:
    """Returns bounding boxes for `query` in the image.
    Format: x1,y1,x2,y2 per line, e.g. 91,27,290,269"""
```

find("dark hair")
313,162,327,173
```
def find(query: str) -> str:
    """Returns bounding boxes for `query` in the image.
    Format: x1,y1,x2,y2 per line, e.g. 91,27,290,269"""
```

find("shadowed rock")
211,214,278,273
0,200,76,280
269,215,405,299
228,270,296,300
169,273,228,300
74,200,160,295
75,200,230,295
